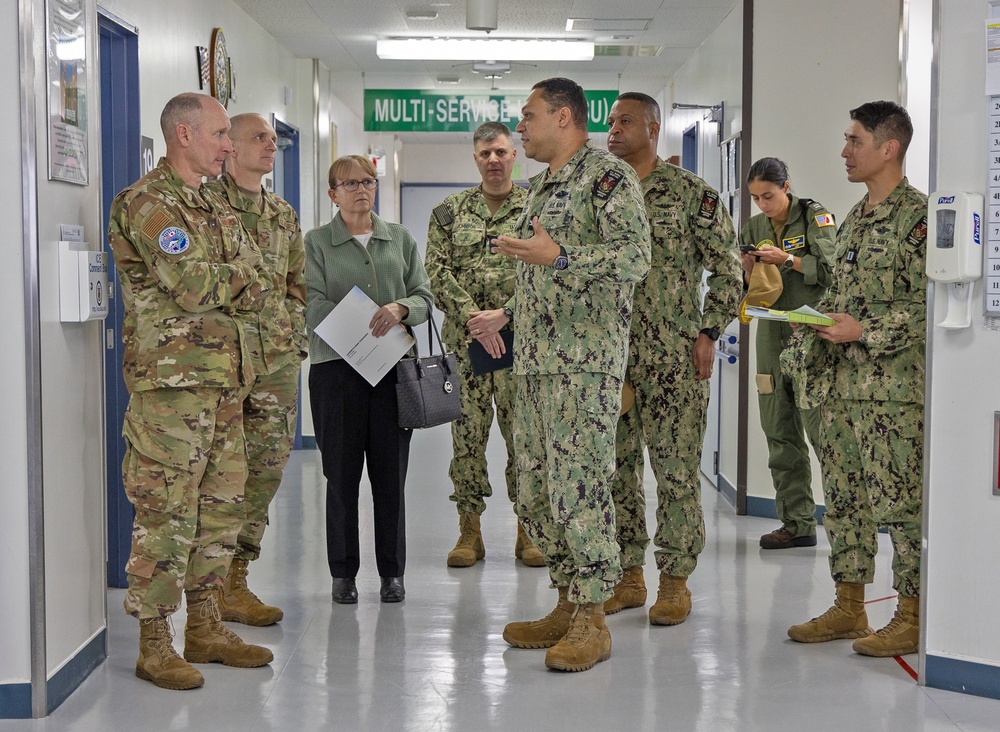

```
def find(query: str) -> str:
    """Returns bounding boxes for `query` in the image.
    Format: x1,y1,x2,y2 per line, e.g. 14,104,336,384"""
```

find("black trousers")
309,359,410,579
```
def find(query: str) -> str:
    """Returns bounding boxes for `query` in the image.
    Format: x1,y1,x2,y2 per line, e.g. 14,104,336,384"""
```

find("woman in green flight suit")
740,157,838,549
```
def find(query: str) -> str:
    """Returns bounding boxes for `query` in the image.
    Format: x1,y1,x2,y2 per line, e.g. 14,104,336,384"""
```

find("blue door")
272,117,307,449
99,13,140,588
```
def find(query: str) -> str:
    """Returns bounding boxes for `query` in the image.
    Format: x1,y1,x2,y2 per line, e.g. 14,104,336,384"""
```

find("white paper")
988,20,1000,95
313,286,416,386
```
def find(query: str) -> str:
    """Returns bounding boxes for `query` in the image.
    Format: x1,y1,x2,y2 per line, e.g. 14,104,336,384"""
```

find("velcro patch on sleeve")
907,217,928,247
814,213,835,227
697,190,719,222
593,169,624,200
140,210,172,241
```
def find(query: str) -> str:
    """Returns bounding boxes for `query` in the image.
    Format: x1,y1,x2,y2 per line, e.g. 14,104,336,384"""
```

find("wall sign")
363,89,619,133
46,0,89,185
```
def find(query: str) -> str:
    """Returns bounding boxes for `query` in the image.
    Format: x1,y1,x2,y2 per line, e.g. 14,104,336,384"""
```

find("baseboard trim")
925,653,1000,700
0,627,106,719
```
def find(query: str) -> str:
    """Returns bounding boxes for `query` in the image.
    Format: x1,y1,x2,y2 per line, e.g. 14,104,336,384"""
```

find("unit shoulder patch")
593,169,624,200
697,190,719,223
158,227,190,255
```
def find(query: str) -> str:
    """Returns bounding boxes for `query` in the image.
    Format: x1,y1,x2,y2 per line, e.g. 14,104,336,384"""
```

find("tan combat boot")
787,582,873,643
544,602,612,672
135,617,204,690
648,573,692,626
218,557,283,626
183,591,273,667
603,566,646,615
852,595,919,657
503,586,574,648
447,513,485,567
514,522,546,567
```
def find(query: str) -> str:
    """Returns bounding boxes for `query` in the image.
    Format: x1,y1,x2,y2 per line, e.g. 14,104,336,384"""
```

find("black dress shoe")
332,577,358,604
380,576,405,603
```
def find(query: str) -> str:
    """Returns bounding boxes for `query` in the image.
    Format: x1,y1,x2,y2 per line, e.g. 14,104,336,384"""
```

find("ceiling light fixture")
406,10,439,20
471,60,511,78
376,38,594,61
466,0,498,32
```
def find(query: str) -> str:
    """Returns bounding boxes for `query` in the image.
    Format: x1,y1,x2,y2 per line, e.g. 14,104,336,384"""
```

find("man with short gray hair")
425,121,544,569
109,92,273,690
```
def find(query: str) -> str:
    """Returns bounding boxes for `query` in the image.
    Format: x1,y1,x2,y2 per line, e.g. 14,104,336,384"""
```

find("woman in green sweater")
740,157,838,550
305,155,433,604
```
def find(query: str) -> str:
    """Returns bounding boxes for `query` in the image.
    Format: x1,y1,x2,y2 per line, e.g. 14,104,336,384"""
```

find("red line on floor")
894,655,919,681
864,594,897,605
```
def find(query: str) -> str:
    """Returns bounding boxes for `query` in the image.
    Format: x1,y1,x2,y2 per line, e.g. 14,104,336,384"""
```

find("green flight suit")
740,195,837,537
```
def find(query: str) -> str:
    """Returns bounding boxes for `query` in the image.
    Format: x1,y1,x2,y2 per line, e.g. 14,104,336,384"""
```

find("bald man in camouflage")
207,113,308,627
109,93,273,690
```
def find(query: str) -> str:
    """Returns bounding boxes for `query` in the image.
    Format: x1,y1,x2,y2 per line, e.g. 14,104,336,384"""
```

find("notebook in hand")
467,330,514,375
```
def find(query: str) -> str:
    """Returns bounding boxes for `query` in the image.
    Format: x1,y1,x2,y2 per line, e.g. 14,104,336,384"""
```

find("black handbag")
395,313,462,429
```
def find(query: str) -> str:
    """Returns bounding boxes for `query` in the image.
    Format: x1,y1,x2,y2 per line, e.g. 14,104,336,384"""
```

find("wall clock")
210,28,230,108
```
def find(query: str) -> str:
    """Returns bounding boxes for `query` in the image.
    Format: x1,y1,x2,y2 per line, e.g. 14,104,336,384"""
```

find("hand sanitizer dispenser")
926,191,984,329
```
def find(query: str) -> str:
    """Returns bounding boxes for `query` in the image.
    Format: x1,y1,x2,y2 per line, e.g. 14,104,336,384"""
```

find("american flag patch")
814,213,835,227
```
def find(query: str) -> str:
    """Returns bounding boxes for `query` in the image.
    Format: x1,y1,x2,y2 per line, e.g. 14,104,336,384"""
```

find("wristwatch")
553,245,569,271
502,306,514,320
699,327,720,342
783,254,795,270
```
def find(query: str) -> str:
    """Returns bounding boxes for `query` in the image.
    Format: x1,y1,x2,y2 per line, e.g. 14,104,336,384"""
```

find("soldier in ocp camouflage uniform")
472,79,650,673
206,113,308,627
425,122,545,569
108,93,274,690
604,93,741,626
784,101,927,658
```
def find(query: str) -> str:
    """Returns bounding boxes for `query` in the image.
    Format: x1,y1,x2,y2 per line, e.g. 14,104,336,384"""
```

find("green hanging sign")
363,89,618,133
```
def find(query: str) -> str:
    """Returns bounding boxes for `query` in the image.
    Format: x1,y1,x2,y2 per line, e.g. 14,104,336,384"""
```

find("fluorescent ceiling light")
377,38,594,61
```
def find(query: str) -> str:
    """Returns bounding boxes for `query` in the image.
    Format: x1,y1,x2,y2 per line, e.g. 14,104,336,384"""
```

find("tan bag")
738,260,783,323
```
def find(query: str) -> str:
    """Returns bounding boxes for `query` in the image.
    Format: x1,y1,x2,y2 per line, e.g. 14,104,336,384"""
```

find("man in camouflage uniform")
603,92,741,626
207,113,308,626
425,122,544,569
784,101,927,657
471,78,651,672
108,93,274,690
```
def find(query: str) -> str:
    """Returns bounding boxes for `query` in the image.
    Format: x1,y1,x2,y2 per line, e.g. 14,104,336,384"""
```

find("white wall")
27,0,108,681
1,0,32,686
742,0,904,511
925,0,1000,676
665,5,744,489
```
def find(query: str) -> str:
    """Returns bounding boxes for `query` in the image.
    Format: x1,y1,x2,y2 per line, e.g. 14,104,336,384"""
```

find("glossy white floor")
6,423,1000,731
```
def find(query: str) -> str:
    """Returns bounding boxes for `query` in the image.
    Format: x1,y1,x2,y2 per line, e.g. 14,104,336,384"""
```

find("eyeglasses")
333,179,378,191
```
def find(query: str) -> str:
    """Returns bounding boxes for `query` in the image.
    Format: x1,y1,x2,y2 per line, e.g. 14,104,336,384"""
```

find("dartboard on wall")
210,28,230,108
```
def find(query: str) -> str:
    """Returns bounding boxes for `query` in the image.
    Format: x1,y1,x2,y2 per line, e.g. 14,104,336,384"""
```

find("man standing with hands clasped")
208,113,308,626
470,78,650,672
425,121,544,569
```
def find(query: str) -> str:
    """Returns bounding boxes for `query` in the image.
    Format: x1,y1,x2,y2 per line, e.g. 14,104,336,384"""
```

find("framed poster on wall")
46,0,89,185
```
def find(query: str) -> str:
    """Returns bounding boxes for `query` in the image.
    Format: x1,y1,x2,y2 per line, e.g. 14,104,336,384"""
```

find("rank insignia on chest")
158,227,190,255
593,169,624,200
782,235,805,251
814,213,835,227
907,218,928,246
698,191,719,222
